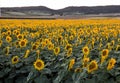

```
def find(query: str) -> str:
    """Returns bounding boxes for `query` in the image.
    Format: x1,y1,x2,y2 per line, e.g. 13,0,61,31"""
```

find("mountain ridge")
1,5,120,16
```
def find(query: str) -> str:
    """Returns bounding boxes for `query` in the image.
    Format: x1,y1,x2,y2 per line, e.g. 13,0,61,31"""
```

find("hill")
1,5,120,18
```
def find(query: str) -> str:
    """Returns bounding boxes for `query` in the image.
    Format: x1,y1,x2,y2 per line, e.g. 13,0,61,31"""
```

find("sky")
0,0,120,9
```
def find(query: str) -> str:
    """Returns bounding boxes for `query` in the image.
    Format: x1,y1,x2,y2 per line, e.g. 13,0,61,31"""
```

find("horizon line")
1,5,120,10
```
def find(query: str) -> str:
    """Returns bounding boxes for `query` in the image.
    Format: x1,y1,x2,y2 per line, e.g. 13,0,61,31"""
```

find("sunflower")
101,56,106,64
31,44,39,51
79,38,82,44
19,39,27,48
36,50,40,58
0,40,2,47
74,68,81,73
39,38,43,42
65,44,72,50
101,49,109,59
54,47,60,55
91,40,95,49
17,34,24,40
24,50,30,58
41,41,46,49
7,30,11,35
66,48,72,57
87,60,98,73
13,30,17,35
110,40,115,47
106,43,111,49
48,43,54,50
116,45,120,51
4,46,10,56
14,41,19,48
33,59,45,71
118,38,120,42
16,30,20,35
98,43,102,50
107,58,116,70
83,57,90,68
82,46,90,58
69,35,74,40
45,39,50,44
68,58,75,70
58,35,63,41
34,41,40,45
6,36,12,43
11,56,19,64
2,32,6,37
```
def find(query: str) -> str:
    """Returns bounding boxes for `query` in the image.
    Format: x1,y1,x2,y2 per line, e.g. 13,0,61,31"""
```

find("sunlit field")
0,19,120,83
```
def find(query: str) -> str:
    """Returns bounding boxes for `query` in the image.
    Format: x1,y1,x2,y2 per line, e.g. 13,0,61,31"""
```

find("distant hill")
1,6,55,16
1,5,120,16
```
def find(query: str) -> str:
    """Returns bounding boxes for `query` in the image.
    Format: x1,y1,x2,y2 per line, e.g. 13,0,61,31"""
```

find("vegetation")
0,19,120,83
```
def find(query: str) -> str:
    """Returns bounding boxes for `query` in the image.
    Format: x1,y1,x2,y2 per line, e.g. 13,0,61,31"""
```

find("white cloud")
0,0,120,9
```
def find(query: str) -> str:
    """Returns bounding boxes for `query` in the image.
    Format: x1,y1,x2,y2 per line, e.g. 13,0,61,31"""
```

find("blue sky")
0,0,120,9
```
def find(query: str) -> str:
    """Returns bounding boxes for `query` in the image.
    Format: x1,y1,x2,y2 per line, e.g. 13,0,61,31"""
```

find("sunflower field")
0,19,120,83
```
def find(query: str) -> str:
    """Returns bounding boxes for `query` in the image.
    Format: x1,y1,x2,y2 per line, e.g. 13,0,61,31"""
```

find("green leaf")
0,70,5,78
84,78,96,83
27,71,33,82
53,70,68,83
116,75,120,83
34,75,49,83
8,72,16,79
104,78,116,83
64,78,73,83
4,78,14,83
72,69,87,83
0,80,3,83
4,67,11,73
42,68,51,74
15,76,27,83
15,62,23,68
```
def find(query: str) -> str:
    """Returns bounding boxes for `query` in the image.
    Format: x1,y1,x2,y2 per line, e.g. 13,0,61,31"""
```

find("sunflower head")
48,43,54,50
87,60,98,73
4,46,10,56
41,41,46,49
6,36,12,43
16,30,20,35
58,35,63,41
74,68,82,73
68,58,75,70
31,44,39,51
106,43,111,49
24,50,30,58
116,45,120,51
33,59,45,71
17,34,24,40
82,46,90,57
83,57,90,68
36,50,40,58
65,44,72,50
69,35,74,40
0,40,2,47
101,49,109,59
45,39,50,44
107,58,116,70
7,30,11,35
110,40,115,46
54,47,60,56
66,48,72,57
13,30,17,35
11,56,19,64
19,39,27,48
